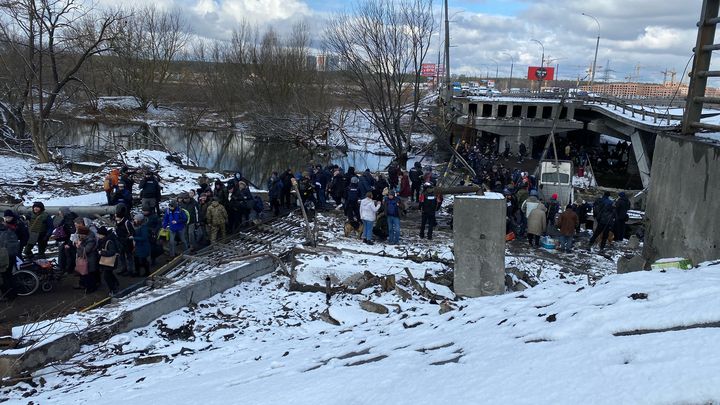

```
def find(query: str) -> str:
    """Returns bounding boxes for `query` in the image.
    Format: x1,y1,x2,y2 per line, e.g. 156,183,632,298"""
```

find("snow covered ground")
0,149,223,206
4,258,720,404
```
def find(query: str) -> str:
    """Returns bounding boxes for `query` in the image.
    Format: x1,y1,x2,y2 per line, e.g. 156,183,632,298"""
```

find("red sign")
527,66,555,81
421,63,436,76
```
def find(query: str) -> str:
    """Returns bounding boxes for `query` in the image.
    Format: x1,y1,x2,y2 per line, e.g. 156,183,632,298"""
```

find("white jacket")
360,198,380,221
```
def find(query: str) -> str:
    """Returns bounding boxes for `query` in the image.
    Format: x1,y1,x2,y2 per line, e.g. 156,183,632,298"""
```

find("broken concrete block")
628,235,640,249
617,255,647,274
359,300,389,314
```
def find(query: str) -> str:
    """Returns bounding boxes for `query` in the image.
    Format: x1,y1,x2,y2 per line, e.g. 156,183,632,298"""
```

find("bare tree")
325,0,434,168
109,6,189,111
0,0,122,162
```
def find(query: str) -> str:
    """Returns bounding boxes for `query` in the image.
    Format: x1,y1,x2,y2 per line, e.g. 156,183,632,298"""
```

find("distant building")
306,55,317,71
579,82,720,99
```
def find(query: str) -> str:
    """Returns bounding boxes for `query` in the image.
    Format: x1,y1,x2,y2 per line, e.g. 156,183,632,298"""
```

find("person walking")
0,221,20,301
205,198,228,243
268,172,284,217
23,202,50,259
360,192,381,245
162,200,188,257
132,214,151,277
588,192,616,252
139,170,162,215
613,191,631,241
179,192,200,251
556,205,579,253
383,190,405,245
409,162,423,202
418,183,442,240
115,211,135,276
527,203,547,248
75,226,98,293
344,177,361,223
96,227,120,295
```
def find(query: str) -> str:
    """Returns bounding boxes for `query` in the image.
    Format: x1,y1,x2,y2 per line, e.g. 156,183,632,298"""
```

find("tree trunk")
30,120,51,163
397,151,409,170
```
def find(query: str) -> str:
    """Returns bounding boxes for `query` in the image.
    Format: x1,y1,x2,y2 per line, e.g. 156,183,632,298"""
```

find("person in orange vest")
103,168,120,205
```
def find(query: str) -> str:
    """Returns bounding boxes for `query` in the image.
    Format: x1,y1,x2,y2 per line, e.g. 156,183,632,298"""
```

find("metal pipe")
0,204,118,217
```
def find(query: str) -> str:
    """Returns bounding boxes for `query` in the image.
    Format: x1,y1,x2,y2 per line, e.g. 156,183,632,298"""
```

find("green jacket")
29,211,49,234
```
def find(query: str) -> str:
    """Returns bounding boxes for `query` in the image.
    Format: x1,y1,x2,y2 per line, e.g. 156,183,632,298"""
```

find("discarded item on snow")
651,257,693,270
540,236,558,250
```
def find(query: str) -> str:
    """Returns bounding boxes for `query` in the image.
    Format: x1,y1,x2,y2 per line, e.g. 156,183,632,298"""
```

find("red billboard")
527,66,555,81
421,63,436,76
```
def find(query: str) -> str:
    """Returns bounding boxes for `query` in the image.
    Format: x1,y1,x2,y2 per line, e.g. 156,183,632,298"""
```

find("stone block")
453,194,506,297
617,254,647,274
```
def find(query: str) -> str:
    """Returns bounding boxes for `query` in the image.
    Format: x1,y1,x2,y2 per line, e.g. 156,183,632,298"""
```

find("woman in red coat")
399,171,412,198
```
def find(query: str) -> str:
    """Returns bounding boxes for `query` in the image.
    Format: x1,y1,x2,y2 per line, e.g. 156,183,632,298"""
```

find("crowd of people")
1,150,636,301
0,161,448,300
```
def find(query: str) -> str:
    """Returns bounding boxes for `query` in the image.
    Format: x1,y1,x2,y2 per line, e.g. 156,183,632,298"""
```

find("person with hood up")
4,210,28,259
360,192,381,244
527,203,547,247
409,162,423,202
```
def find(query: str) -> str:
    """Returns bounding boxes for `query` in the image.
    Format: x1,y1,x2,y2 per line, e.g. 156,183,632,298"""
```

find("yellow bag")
158,228,170,241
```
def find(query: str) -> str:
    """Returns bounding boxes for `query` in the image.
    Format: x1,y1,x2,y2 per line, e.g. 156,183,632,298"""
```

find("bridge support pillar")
630,130,652,189
453,194,506,297
521,105,529,119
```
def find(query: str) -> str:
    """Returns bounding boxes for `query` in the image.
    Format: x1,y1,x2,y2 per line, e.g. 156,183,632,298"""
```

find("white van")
539,160,574,206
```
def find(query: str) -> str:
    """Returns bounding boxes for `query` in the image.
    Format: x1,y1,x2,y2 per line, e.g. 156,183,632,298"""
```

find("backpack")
103,176,111,191
347,185,360,202
181,209,190,224
253,196,265,213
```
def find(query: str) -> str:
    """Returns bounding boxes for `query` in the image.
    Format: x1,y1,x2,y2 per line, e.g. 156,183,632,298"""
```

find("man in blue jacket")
162,200,187,257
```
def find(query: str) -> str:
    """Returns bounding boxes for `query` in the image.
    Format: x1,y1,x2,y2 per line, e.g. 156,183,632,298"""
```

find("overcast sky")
101,0,710,85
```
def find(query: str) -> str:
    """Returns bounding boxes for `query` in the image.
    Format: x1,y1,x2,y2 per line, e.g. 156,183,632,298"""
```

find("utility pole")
503,52,514,91
531,39,545,92
582,13,601,94
444,0,451,96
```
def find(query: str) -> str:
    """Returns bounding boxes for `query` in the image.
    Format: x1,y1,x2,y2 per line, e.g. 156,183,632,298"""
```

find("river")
50,120,431,187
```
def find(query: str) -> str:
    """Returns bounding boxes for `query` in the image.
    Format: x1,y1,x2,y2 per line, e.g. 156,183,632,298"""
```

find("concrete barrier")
643,133,720,265
0,256,276,377
453,193,506,297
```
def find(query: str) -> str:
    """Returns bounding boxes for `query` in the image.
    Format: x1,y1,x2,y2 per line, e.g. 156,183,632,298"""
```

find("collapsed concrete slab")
0,256,275,377
453,193,506,297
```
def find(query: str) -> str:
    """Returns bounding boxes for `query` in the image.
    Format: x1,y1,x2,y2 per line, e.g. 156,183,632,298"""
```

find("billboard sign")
421,63,436,76
527,66,555,81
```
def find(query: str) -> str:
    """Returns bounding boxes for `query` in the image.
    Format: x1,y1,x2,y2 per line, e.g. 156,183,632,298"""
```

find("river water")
50,120,426,187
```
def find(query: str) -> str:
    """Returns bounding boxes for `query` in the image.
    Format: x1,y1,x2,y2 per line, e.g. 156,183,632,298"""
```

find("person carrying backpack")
103,168,120,205
344,177,361,222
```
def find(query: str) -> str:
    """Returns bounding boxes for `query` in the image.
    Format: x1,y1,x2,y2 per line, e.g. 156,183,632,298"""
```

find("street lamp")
582,12,600,94
530,39,545,92
489,58,499,88
503,52,515,91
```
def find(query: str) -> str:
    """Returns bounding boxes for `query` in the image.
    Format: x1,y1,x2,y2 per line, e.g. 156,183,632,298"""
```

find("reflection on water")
50,120,420,187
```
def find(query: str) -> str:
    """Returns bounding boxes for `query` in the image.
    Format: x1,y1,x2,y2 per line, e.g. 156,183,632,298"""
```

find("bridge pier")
630,130,652,189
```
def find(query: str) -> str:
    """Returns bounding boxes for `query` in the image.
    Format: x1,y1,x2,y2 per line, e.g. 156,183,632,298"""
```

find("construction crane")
660,68,677,85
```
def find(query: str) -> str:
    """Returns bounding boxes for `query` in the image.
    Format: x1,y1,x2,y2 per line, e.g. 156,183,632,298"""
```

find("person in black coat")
55,207,77,274
96,227,120,295
267,172,284,217
613,192,631,241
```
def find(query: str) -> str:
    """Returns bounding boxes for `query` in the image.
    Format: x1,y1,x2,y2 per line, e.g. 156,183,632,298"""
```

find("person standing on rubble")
418,183,442,240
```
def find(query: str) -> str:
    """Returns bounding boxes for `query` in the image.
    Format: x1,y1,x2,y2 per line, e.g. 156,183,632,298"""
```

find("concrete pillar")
453,194,506,297
491,103,499,119
566,104,576,120
521,105,528,119
630,130,651,189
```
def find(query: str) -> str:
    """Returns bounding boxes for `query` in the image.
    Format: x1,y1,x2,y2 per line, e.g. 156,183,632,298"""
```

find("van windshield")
541,172,570,184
